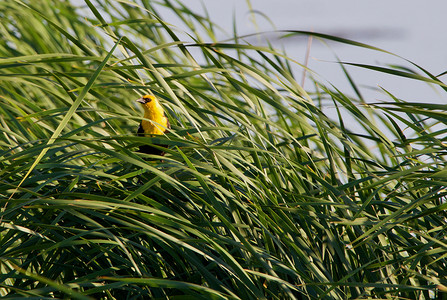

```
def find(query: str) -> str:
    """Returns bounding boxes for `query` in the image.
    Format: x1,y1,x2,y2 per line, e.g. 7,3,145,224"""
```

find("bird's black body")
137,123,168,156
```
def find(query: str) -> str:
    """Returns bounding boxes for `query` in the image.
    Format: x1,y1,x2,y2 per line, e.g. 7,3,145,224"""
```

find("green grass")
1,0,447,299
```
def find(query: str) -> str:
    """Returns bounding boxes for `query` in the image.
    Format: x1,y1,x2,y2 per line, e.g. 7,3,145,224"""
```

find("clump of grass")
1,0,446,299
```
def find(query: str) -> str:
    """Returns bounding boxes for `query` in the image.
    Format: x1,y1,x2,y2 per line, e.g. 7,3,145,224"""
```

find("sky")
71,0,447,104
174,0,447,103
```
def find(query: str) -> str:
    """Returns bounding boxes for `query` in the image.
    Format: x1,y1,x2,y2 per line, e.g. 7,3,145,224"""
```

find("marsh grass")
1,0,446,299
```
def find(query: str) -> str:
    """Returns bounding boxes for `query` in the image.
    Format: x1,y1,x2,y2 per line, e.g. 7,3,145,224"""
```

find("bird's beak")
136,98,145,104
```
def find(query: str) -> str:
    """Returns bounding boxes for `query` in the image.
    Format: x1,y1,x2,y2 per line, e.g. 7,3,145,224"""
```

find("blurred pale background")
73,0,447,103
160,0,447,103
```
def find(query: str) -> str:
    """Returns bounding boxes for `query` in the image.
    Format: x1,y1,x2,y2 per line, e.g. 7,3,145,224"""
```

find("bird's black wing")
137,122,166,156
137,122,144,136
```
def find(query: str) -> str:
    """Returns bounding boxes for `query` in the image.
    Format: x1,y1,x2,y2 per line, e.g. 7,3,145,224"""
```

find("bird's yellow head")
136,95,164,114
137,94,156,107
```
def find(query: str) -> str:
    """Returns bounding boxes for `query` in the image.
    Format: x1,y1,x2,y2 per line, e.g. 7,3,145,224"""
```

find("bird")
136,94,170,156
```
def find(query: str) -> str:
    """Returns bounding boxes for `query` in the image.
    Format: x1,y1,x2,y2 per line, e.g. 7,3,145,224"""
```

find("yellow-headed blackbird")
136,95,170,156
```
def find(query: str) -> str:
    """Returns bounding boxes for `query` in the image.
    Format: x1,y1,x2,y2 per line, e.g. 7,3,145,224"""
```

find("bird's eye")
143,95,152,103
